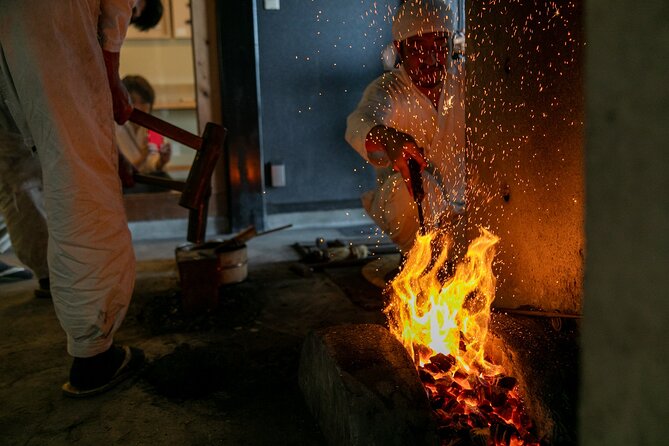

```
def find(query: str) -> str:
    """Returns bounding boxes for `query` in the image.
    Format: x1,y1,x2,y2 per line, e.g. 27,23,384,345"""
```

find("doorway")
120,0,198,225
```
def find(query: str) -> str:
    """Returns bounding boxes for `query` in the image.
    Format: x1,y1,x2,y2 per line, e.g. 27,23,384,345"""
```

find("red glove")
365,125,427,198
102,50,133,125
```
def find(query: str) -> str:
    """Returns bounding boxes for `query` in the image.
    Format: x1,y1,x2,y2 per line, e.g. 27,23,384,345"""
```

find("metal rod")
493,307,582,319
415,200,425,234
408,158,425,234
255,224,293,237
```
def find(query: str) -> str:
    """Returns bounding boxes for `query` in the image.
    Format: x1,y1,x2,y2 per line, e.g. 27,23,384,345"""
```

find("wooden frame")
171,0,193,39
122,0,228,232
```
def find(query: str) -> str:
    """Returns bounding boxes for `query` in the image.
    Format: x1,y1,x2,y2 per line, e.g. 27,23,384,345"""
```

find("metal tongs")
407,158,426,235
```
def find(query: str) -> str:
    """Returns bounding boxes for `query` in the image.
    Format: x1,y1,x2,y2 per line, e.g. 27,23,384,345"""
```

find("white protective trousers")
0,0,136,357
346,63,466,252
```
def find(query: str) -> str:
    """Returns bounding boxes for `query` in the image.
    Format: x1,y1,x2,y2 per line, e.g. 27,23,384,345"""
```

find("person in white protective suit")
0,0,163,299
0,0,157,397
345,0,466,254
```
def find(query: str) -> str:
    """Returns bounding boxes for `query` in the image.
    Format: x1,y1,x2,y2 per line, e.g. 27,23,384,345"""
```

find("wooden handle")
187,193,210,244
129,109,202,150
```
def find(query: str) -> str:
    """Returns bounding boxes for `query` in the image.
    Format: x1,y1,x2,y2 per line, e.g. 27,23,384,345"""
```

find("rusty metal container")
175,244,219,314
175,241,249,314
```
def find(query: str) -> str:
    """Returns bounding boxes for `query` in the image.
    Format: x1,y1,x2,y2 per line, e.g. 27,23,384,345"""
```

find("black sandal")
62,346,145,398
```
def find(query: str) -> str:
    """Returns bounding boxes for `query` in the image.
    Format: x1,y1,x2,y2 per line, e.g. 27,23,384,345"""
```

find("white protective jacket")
0,0,136,357
345,63,466,252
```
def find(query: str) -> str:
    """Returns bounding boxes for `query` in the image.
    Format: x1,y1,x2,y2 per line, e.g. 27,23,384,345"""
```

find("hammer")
128,109,226,244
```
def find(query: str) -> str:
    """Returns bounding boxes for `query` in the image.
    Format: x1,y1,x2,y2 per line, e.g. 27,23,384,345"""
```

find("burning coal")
385,227,540,445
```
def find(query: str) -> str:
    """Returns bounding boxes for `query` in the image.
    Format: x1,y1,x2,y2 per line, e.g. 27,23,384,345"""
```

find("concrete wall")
581,0,669,444
256,0,398,214
466,1,584,312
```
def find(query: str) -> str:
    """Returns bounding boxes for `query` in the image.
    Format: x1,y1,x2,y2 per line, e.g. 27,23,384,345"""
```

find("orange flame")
386,227,540,444
385,227,500,372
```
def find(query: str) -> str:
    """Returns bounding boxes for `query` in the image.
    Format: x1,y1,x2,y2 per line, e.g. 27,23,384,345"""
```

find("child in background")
116,75,172,193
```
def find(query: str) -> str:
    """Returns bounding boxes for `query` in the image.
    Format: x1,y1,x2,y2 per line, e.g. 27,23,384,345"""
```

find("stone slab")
299,324,437,446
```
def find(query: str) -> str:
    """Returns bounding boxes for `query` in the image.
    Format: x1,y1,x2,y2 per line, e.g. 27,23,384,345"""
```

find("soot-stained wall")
581,0,669,442
256,0,399,214
466,1,585,312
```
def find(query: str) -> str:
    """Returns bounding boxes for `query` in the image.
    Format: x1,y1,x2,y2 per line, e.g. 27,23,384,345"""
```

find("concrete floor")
0,226,388,446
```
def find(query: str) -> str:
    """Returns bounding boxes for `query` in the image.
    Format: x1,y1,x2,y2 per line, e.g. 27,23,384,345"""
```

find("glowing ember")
385,227,540,445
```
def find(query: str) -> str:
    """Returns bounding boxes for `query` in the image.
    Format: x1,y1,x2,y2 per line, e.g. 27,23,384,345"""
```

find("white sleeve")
345,75,394,165
99,0,135,52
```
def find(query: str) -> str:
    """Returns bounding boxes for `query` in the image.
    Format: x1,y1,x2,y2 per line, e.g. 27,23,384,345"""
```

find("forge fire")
385,228,540,445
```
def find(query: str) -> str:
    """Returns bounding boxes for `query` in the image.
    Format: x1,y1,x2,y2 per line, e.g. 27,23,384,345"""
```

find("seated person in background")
116,75,172,193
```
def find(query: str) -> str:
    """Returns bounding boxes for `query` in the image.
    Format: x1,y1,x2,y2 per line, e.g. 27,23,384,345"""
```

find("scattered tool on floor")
292,238,390,272
128,108,227,244
214,224,293,251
